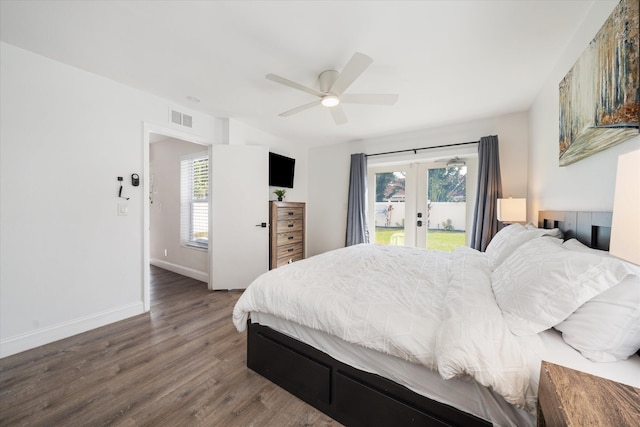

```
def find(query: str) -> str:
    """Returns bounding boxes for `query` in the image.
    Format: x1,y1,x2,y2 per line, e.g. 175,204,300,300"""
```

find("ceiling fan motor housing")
318,70,339,93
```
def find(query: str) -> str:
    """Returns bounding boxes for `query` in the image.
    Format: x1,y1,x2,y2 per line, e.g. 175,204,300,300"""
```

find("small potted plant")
274,189,286,201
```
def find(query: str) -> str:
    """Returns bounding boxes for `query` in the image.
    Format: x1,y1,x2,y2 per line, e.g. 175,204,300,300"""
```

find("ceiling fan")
436,157,467,167
265,52,399,125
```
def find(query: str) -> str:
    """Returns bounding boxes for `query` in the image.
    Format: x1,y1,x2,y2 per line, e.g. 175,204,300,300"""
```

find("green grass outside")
375,227,466,252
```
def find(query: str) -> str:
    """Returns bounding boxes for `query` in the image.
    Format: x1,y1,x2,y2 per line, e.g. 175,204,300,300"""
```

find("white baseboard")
150,259,209,283
0,302,145,358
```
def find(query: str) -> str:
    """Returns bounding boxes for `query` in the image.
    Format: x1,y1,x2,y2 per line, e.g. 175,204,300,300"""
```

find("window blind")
180,151,209,249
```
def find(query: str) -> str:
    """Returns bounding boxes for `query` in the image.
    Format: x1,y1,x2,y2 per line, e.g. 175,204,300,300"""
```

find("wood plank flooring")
0,266,342,426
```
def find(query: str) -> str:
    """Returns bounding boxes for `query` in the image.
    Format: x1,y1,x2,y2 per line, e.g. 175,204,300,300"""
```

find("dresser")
269,201,305,269
537,361,640,426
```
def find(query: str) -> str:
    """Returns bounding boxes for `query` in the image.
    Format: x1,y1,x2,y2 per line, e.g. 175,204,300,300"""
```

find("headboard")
538,211,612,251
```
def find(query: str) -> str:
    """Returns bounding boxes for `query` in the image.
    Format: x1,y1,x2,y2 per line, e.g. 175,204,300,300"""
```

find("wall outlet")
118,203,128,216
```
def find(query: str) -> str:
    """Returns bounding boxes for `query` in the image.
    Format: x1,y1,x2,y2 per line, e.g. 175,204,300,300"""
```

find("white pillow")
555,274,640,362
485,223,562,269
562,238,610,257
491,237,632,336
562,239,640,277
525,223,564,239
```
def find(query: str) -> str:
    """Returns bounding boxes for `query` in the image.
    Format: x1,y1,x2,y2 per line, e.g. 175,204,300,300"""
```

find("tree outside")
427,166,466,203
376,172,405,202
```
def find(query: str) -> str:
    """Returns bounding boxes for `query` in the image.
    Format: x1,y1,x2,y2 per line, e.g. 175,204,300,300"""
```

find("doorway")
149,136,210,282
143,123,210,311
368,159,473,251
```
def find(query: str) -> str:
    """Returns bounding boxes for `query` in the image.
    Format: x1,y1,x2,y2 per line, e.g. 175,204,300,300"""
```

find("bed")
232,211,640,426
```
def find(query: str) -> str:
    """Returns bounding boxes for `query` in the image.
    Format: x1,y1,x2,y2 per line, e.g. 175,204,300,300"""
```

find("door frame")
143,122,210,311
367,158,477,249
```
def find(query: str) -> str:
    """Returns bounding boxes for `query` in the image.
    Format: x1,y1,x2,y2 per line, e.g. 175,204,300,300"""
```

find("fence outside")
374,202,466,231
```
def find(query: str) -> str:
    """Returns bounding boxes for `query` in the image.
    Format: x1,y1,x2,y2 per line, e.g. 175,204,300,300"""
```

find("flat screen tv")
269,152,295,188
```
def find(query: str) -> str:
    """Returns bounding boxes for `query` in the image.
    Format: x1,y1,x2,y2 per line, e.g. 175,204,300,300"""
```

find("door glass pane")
374,171,406,245
426,166,466,251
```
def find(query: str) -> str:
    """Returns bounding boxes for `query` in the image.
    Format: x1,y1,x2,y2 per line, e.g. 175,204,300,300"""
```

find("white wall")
0,43,307,357
0,43,301,357
497,112,529,199
527,1,640,221
149,138,209,281
307,112,529,256
227,118,309,204
0,42,221,357
0,42,216,356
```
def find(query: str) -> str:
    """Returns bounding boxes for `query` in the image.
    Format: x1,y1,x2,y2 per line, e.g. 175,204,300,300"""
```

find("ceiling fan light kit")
321,95,340,107
266,52,398,125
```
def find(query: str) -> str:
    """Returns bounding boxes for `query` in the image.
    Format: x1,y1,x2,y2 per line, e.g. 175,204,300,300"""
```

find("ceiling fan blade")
329,105,348,125
279,100,322,117
341,94,399,105
266,73,324,98
329,52,373,96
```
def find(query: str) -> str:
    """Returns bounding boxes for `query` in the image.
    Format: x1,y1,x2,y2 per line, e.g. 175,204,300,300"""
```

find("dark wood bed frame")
246,211,613,426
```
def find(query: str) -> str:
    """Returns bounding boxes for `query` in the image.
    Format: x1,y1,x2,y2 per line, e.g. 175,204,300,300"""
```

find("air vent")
169,109,193,128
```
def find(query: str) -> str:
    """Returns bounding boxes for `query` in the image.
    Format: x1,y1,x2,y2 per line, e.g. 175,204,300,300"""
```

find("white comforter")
232,244,538,411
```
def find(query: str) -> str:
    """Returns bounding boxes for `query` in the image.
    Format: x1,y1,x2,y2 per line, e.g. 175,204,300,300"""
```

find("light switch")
118,203,128,216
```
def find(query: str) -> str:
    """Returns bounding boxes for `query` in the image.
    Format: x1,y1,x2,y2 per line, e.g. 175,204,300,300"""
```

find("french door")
368,161,470,250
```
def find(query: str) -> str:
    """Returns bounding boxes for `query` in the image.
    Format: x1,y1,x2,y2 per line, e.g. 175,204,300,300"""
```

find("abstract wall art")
559,0,639,166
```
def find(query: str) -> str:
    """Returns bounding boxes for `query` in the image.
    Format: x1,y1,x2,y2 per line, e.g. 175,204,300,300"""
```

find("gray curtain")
471,135,503,251
345,153,370,246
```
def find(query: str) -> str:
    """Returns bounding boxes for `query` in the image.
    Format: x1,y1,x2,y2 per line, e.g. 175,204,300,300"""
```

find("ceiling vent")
169,109,193,128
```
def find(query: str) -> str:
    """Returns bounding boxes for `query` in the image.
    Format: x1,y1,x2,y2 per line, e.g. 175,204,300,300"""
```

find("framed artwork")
559,0,639,166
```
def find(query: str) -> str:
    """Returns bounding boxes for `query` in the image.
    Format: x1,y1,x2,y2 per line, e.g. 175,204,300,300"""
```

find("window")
180,151,209,249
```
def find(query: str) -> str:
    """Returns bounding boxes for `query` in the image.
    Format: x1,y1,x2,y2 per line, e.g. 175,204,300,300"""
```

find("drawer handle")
288,236,294,240
288,224,294,228
288,212,294,215
288,248,294,252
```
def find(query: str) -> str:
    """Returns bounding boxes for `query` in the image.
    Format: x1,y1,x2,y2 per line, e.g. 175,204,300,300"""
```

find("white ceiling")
0,0,603,147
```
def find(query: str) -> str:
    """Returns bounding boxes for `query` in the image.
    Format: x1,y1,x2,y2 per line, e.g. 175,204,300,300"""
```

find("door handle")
255,222,268,228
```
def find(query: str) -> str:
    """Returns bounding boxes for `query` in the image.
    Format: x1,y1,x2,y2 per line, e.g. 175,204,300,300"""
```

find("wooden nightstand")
537,361,640,426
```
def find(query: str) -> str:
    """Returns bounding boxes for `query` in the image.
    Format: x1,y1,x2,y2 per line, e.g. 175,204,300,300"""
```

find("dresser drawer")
277,219,303,233
276,231,303,246
276,244,303,267
277,207,303,221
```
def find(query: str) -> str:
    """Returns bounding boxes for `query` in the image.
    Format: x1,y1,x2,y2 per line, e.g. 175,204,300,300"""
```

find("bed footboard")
247,321,490,427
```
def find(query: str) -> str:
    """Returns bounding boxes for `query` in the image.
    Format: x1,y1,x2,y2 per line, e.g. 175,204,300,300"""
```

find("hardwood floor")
0,266,342,426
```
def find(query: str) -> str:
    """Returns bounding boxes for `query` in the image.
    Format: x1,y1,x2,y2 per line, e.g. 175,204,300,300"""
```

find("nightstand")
537,361,640,426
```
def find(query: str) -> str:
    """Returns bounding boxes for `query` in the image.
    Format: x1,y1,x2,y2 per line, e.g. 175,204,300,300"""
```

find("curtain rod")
365,140,478,158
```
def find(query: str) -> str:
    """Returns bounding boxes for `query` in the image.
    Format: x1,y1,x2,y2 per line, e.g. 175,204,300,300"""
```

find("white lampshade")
610,149,640,265
497,198,526,222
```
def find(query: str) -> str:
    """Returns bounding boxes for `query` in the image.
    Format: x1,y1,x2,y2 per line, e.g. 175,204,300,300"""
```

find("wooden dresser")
269,201,305,269
537,361,640,426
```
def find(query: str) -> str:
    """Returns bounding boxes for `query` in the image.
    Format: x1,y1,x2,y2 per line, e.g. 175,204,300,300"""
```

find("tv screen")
269,152,295,188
